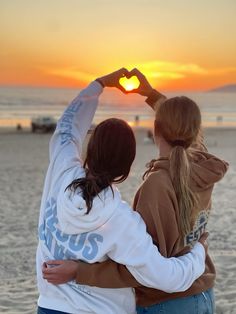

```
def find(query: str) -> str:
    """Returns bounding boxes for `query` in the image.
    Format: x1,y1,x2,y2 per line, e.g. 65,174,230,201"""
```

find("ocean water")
0,86,236,129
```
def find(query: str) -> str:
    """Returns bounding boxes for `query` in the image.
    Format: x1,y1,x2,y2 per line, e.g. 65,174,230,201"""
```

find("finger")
42,264,49,274
43,272,62,280
117,83,128,94
42,264,49,273
129,68,145,78
43,273,57,280
200,232,209,241
42,267,58,275
118,67,129,77
46,260,64,266
125,88,139,94
44,276,59,283
126,71,132,79
42,262,48,269
123,67,129,75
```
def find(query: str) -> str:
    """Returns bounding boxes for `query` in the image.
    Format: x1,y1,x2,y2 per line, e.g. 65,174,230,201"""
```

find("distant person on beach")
16,123,23,131
43,69,228,314
37,68,208,314
143,129,154,144
134,115,140,126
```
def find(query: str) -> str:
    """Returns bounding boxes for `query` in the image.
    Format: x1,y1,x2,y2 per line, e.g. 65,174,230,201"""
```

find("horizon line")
0,82,236,93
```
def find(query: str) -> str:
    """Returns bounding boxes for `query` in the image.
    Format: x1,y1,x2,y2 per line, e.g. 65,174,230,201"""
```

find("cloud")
210,67,236,75
46,68,96,82
43,61,207,84
41,62,236,86
132,61,208,80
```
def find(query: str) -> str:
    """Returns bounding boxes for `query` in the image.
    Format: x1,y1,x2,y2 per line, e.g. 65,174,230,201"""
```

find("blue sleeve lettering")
82,234,103,260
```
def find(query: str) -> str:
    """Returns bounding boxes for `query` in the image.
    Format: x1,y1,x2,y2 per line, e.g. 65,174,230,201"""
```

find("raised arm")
49,81,103,167
127,68,210,153
125,68,167,111
48,68,129,175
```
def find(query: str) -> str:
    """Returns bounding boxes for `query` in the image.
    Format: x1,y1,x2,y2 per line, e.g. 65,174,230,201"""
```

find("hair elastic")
172,140,186,147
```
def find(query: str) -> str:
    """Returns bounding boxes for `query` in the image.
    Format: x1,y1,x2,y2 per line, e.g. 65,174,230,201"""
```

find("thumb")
42,262,48,270
129,68,145,80
125,88,139,94
200,232,209,241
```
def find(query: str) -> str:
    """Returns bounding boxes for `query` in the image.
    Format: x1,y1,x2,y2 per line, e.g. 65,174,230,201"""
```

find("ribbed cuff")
145,89,167,110
95,78,105,88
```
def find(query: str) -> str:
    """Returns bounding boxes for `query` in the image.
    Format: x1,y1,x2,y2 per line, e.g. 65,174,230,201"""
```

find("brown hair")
67,118,136,213
154,96,201,236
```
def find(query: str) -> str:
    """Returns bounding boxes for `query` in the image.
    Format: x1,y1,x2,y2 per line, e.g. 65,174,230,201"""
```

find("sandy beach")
0,127,235,314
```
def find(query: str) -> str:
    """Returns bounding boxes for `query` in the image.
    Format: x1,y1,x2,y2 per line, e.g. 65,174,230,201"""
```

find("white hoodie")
36,81,205,314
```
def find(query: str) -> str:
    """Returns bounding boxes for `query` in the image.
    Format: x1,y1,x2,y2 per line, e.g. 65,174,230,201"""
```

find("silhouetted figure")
16,123,23,131
135,115,140,126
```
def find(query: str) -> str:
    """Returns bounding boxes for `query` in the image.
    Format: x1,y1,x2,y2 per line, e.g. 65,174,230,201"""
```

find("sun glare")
119,76,140,91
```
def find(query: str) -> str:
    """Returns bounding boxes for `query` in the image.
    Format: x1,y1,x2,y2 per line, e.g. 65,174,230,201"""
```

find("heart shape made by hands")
119,75,140,91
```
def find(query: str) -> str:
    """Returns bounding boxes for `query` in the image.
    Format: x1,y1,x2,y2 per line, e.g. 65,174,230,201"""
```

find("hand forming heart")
119,75,140,92
96,68,153,96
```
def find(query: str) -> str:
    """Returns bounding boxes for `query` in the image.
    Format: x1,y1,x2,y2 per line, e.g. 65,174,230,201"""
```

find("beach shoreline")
1,124,236,133
0,128,236,314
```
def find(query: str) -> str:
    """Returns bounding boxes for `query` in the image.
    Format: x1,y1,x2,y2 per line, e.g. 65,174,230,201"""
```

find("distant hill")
209,84,236,93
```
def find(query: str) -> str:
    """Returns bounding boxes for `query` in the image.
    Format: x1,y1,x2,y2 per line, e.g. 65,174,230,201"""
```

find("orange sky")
1,0,236,91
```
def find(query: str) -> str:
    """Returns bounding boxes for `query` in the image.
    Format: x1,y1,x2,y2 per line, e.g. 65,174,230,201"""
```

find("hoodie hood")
57,184,121,234
152,150,228,191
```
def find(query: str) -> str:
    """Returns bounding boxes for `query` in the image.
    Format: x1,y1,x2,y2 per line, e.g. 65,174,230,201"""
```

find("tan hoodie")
131,149,228,305
75,147,228,306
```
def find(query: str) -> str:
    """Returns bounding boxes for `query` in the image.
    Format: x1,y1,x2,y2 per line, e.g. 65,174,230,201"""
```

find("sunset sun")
119,76,140,91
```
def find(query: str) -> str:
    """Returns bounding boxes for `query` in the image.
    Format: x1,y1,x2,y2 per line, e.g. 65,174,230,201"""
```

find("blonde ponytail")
169,145,198,236
154,96,201,237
